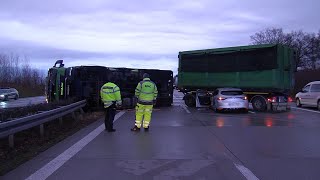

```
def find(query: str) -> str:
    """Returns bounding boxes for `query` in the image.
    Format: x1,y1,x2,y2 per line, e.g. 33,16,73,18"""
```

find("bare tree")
0,53,46,97
303,33,320,69
250,28,294,45
250,28,320,70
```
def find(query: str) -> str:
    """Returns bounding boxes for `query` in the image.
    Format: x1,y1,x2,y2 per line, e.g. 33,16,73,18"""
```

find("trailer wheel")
184,94,196,107
251,96,267,112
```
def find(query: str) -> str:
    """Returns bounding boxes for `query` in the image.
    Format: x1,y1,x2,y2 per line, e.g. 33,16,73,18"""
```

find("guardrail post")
78,108,84,120
40,124,44,137
80,107,84,114
59,117,63,126
9,134,14,148
72,112,76,120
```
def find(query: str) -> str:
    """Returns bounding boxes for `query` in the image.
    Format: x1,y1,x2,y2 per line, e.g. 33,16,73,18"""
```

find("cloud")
0,0,319,73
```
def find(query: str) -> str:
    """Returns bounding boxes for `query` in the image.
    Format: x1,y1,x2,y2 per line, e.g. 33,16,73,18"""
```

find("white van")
295,81,320,110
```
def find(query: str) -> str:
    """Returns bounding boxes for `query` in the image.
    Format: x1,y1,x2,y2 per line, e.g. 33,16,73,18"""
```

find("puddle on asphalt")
243,117,293,127
205,116,294,127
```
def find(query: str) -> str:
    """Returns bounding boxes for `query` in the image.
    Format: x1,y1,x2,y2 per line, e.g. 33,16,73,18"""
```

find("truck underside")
46,61,173,110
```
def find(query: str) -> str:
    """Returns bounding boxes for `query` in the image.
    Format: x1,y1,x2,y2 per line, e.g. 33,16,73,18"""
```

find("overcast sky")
0,0,319,74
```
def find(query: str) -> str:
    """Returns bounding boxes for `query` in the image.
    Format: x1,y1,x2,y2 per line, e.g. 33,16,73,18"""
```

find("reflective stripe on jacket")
100,82,122,108
135,78,158,105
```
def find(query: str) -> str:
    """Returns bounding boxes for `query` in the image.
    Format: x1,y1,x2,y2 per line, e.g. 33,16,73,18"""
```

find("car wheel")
4,95,8,101
251,96,267,112
318,100,320,111
296,98,302,107
14,95,18,100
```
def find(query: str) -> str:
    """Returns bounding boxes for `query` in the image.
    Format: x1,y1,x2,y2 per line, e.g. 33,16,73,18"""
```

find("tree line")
250,28,320,70
0,53,46,97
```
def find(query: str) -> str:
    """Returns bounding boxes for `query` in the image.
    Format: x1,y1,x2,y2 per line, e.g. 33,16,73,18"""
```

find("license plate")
273,106,287,111
277,106,287,111
229,103,239,106
273,102,287,106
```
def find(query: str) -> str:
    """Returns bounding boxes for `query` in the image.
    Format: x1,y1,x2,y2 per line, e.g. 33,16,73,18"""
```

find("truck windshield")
221,91,243,95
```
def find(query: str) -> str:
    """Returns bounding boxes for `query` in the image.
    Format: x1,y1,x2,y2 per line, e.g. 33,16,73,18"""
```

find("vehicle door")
211,90,219,108
309,84,320,106
300,85,311,105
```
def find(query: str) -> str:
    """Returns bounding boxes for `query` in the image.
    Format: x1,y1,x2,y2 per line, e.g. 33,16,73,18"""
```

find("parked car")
211,88,249,112
0,88,19,101
295,81,320,110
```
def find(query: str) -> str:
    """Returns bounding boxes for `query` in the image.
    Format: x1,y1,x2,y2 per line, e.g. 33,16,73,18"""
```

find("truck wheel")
251,96,267,112
296,98,302,107
184,94,196,107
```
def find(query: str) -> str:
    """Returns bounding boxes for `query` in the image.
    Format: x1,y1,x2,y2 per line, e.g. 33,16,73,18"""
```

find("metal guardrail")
0,100,86,148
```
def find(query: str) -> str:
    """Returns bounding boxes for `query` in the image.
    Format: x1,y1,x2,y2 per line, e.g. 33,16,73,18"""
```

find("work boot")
131,126,140,132
144,127,149,132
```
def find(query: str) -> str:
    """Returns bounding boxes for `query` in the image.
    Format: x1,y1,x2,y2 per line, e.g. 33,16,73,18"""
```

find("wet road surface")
2,91,320,179
0,96,46,109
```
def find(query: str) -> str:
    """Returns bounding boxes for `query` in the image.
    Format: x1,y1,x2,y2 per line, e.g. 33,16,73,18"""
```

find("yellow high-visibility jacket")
135,78,158,105
100,82,122,108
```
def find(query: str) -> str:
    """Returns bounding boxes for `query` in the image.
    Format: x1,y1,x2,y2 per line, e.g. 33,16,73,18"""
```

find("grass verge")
0,110,104,176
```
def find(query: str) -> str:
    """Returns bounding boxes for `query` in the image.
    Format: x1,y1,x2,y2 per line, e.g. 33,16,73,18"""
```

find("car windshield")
221,91,243,95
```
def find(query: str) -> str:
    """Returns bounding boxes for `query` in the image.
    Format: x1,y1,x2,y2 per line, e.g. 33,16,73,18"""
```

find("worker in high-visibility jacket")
131,73,158,132
100,80,122,132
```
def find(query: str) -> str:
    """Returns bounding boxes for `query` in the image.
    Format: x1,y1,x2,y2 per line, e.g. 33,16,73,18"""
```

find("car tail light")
218,97,226,101
267,97,277,102
288,97,293,102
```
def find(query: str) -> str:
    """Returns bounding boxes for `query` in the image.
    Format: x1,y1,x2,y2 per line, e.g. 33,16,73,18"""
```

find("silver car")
295,81,320,110
211,88,249,112
0,88,19,101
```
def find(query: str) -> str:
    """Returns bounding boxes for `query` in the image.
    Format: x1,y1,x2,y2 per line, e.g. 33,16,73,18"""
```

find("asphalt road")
2,91,320,180
0,96,46,109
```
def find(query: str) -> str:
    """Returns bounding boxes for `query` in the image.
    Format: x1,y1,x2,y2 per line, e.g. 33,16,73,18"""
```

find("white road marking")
181,105,191,114
291,107,320,114
234,163,260,180
248,111,256,114
25,111,126,180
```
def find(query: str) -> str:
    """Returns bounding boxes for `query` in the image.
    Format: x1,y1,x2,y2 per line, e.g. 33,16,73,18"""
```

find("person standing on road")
131,73,158,132
100,76,122,132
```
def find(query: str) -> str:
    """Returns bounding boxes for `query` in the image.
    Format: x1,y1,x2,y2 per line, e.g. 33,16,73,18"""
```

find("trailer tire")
184,94,196,107
251,96,267,112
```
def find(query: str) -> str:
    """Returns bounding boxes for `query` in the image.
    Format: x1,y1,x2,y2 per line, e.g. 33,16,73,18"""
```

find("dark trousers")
105,104,116,130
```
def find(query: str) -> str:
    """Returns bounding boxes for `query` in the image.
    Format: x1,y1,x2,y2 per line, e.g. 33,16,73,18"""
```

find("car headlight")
0,95,4,97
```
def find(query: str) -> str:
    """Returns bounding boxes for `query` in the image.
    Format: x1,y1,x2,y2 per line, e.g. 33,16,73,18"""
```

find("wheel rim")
296,99,300,106
254,100,262,109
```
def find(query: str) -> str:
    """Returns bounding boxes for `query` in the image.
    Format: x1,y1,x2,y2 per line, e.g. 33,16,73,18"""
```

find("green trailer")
178,44,296,111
